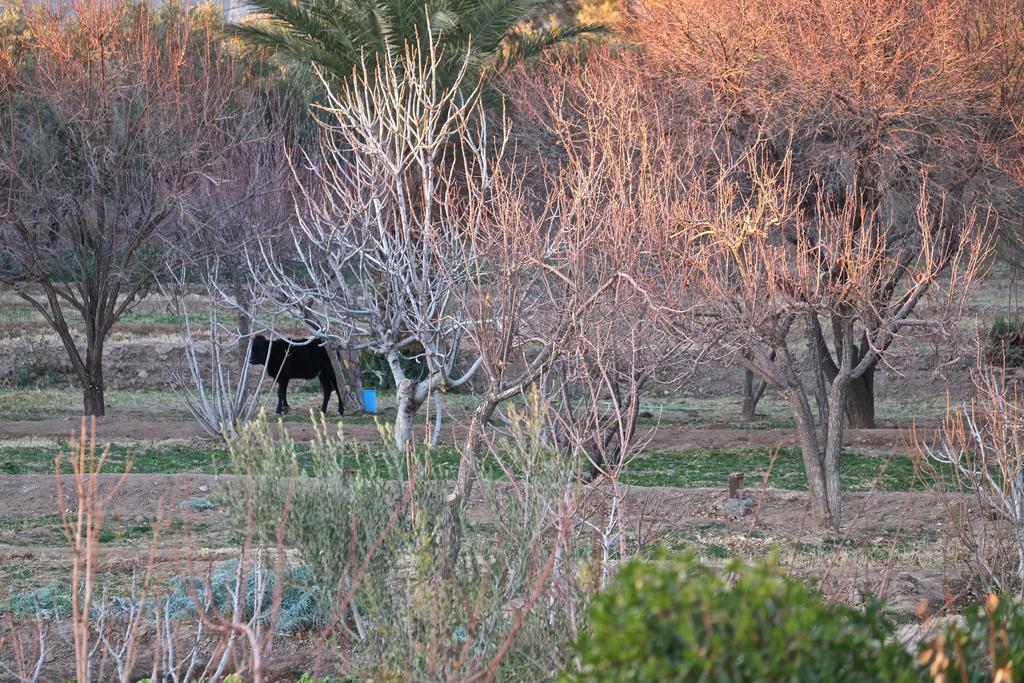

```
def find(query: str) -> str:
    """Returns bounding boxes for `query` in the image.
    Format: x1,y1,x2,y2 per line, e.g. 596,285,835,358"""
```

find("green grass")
0,441,473,478
0,444,229,474
0,441,945,493
0,387,196,421
0,304,186,327
0,385,413,423
119,308,184,326
657,522,944,569
0,514,205,547
0,514,67,546
0,306,37,322
624,447,942,491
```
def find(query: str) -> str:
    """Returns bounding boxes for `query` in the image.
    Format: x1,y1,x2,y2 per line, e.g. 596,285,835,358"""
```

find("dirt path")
0,472,946,535
0,418,927,455
0,417,387,444
0,472,956,619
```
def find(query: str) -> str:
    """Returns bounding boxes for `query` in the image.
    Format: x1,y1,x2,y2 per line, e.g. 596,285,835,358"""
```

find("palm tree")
229,0,605,93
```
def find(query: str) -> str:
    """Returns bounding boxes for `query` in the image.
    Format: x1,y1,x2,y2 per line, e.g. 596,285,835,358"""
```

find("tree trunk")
741,368,757,420
786,391,835,531
232,281,253,367
588,376,645,479
83,344,105,417
453,399,497,505
810,317,877,429
443,398,497,579
741,350,774,421
429,390,443,448
338,349,364,413
393,378,415,453
323,347,357,414
741,367,770,421
844,366,876,428
822,384,848,530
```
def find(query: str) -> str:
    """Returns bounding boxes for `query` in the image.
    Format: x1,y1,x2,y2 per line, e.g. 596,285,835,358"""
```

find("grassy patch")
0,442,943,492
298,443,506,481
0,444,229,474
0,387,195,421
0,441,490,479
276,409,379,426
0,514,205,547
656,522,945,570
0,306,38,322
625,447,941,492
0,514,67,546
119,308,183,326
0,386,398,423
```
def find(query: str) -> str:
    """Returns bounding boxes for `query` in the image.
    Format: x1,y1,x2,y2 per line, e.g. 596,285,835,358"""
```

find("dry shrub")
0,418,341,682
919,366,1024,596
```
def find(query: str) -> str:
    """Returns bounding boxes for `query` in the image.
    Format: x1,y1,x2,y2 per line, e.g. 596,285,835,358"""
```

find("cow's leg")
319,373,331,414
336,372,344,416
276,379,290,414
321,371,344,416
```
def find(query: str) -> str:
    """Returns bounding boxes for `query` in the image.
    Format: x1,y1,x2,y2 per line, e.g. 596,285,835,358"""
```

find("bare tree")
428,49,703,560
159,66,304,439
444,165,577,501
674,152,988,531
631,0,1015,428
740,359,771,421
253,35,500,451
0,0,237,415
163,263,266,444
921,364,1024,593
176,81,298,347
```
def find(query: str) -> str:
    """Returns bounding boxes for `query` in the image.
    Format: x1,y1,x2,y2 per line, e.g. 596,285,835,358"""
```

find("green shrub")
3,582,73,619
164,560,327,633
358,348,426,390
10,357,66,388
564,550,916,682
224,411,588,680
986,316,1024,367
921,593,1024,682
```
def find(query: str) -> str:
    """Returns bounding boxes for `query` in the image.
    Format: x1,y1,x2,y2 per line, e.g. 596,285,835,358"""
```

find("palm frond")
491,21,609,73
457,0,545,54
229,0,599,93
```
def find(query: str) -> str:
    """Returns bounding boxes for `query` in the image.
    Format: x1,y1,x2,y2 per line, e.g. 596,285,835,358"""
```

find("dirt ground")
0,417,927,454
0,471,956,612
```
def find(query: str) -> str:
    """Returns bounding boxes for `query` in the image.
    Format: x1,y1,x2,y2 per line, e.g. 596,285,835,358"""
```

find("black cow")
248,335,344,416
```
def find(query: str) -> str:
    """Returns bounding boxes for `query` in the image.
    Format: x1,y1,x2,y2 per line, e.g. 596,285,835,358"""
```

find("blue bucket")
362,389,378,415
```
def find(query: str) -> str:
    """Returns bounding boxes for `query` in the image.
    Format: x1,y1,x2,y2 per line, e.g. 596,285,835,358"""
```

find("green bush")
16,359,65,388
358,348,426,390
164,560,327,632
986,316,1024,367
922,593,1024,682
224,411,588,680
564,550,916,682
3,582,73,619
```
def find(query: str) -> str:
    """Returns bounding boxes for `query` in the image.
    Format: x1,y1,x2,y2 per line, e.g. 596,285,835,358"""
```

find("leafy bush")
921,594,1024,682
3,582,73,619
564,550,916,682
11,357,66,388
225,411,589,680
358,348,426,390
165,559,327,633
986,316,1024,367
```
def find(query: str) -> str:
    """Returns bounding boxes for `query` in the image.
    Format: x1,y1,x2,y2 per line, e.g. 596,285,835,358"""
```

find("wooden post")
728,472,744,499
